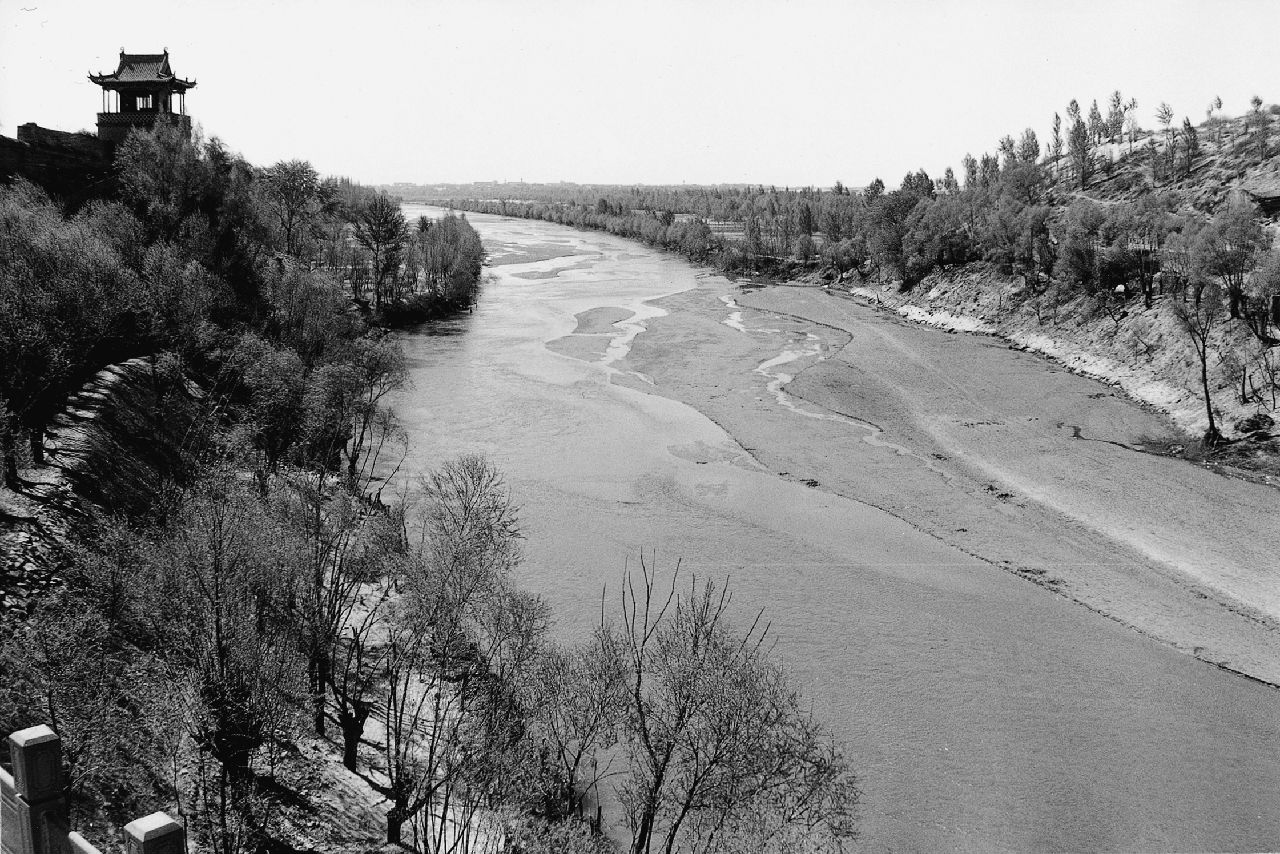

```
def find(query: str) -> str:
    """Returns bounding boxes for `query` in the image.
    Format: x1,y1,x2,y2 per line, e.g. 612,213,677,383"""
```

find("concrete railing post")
2,728,182,854
2,725,68,854
122,813,184,854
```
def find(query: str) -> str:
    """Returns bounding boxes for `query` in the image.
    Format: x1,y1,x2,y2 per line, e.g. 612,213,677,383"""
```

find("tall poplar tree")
1068,119,1093,189
1107,91,1125,140
1088,100,1106,146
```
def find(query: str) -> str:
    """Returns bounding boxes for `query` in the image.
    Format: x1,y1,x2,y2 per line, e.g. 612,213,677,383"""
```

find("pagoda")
89,49,196,144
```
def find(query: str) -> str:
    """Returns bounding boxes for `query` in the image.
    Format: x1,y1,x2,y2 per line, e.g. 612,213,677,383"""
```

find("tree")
1247,250,1280,346
938,167,960,195
1207,95,1224,143
528,641,623,824
600,558,858,854
1250,95,1268,160
1157,102,1175,161
820,203,844,242
998,135,1017,168
258,160,332,257
1059,200,1106,292
899,169,934,201
1181,117,1200,175
795,233,816,265
797,202,815,236
1088,99,1105,146
1147,136,1164,186
978,153,1001,188
1017,128,1040,165
380,455,541,847
114,125,266,306
1067,119,1093,189
142,474,305,854
1107,90,1125,140
1124,98,1141,153
862,178,884,204
304,335,407,483
0,180,136,483
354,192,408,312
1127,193,1176,308
1172,283,1226,445
1192,201,1270,320
1050,113,1064,164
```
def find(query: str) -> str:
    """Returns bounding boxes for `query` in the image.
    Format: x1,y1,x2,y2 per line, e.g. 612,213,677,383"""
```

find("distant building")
90,50,196,144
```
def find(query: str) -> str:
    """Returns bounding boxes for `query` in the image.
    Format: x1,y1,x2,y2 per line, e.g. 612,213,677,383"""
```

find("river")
392,205,1280,853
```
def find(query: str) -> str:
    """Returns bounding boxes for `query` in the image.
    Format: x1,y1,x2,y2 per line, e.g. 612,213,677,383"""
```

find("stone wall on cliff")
0,358,205,615
0,124,114,209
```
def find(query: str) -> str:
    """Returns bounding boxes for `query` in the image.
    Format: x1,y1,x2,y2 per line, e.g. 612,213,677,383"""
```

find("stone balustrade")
0,726,183,854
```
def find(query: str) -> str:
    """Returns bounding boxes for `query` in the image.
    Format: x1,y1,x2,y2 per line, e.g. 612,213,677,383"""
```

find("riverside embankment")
391,206,1280,853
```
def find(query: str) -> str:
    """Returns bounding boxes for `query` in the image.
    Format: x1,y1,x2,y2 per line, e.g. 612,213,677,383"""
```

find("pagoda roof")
89,50,195,90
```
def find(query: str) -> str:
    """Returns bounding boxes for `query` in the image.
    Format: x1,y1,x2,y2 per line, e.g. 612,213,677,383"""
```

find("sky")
3,0,1280,188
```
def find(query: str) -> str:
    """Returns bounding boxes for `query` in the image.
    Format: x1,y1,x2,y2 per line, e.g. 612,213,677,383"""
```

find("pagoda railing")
96,112,190,129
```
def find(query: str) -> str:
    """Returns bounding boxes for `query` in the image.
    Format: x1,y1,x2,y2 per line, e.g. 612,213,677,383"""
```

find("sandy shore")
605,279,1280,685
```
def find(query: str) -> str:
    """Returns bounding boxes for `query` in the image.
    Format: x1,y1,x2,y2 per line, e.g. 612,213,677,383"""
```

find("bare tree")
304,335,408,485
380,455,537,848
148,475,305,854
601,557,858,854
1173,283,1226,445
529,641,623,823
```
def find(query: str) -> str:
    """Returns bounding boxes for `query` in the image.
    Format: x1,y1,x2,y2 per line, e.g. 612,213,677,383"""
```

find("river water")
392,206,1280,853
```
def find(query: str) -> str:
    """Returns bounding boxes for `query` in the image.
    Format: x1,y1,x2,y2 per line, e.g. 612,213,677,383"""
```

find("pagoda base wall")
96,112,191,145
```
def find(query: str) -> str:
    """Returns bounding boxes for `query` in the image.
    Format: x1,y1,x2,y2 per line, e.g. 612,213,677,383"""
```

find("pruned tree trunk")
387,804,405,845
28,424,44,465
338,700,371,771
2,430,17,490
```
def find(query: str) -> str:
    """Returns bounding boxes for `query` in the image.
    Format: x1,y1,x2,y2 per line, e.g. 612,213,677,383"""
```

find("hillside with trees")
424,94,1280,464
0,126,857,852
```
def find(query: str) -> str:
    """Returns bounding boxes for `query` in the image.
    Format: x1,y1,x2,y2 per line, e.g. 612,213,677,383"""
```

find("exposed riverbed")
392,206,1280,853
